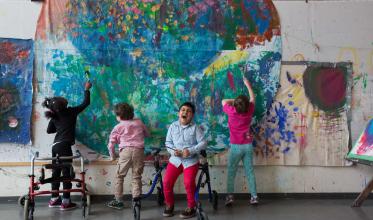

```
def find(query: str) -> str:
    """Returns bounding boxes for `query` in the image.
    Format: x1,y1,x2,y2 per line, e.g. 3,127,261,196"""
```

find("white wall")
0,0,372,196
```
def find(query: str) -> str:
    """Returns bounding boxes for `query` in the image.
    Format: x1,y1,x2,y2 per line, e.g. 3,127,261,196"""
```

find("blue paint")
282,147,290,153
286,71,296,84
244,1,272,35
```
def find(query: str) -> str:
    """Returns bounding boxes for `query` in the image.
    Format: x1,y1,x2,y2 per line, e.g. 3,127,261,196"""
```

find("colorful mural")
35,0,282,157
0,38,34,144
347,119,373,163
249,62,352,166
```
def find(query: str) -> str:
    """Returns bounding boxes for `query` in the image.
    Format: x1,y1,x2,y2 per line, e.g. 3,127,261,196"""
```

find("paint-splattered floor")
1,197,373,220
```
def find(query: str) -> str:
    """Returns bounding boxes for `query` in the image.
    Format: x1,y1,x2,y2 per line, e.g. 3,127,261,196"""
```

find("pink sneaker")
48,197,62,208
60,202,77,211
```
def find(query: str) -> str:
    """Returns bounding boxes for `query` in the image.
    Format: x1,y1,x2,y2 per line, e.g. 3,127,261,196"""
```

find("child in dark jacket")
42,81,91,210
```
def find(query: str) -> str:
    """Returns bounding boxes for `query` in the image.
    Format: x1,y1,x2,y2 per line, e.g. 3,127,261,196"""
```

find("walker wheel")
197,208,208,220
18,194,27,206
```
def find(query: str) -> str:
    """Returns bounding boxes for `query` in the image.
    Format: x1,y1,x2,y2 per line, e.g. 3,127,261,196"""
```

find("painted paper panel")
0,38,34,144
35,0,282,159
250,62,352,166
347,119,373,163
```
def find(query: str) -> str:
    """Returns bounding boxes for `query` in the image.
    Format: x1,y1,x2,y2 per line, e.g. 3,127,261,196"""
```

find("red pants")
163,163,199,208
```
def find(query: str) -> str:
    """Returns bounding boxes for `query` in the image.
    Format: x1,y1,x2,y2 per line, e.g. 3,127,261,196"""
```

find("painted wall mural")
249,62,352,166
347,119,373,163
35,0,282,158
0,38,34,144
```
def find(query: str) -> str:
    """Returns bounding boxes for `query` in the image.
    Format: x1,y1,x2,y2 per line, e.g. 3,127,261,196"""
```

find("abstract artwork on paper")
248,62,352,166
0,38,34,144
35,0,282,158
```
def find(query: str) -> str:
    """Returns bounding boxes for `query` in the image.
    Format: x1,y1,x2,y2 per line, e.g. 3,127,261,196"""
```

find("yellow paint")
204,96,212,110
130,48,142,58
181,35,190,41
291,54,306,61
203,50,249,76
121,24,127,32
312,111,320,117
169,81,175,96
190,87,197,98
368,49,373,73
157,67,165,77
151,4,161,12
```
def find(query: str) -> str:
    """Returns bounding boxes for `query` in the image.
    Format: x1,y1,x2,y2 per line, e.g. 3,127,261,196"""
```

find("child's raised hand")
182,149,190,158
243,76,250,87
85,81,92,90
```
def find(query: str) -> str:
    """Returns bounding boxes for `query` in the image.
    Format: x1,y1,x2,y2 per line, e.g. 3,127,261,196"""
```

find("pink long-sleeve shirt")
107,119,150,157
223,103,255,144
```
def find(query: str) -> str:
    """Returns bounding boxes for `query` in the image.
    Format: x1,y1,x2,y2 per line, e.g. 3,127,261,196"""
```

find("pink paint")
317,68,346,106
132,7,141,15
101,168,108,176
227,71,236,91
294,113,307,148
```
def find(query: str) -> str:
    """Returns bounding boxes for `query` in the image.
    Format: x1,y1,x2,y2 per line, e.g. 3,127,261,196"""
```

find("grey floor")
2,197,373,220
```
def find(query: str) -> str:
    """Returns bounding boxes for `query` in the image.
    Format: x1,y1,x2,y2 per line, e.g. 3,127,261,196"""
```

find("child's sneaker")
48,197,62,208
60,202,77,211
179,207,196,219
225,194,234,207
106,200,124,210
162,205,174,217
250,196,259,205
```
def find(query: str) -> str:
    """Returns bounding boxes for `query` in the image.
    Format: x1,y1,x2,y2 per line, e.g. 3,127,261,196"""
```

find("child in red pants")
163,102,207,219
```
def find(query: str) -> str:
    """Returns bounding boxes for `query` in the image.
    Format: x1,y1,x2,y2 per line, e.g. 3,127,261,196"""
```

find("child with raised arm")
222,76,258,206
163,102,207,219
42,81,92,210
106,103,150,209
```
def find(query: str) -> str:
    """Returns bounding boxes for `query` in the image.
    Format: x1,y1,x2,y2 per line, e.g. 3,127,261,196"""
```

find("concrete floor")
1,197,373,220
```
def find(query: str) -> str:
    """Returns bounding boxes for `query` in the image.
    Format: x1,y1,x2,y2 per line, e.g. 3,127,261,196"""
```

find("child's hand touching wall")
85,81,92,90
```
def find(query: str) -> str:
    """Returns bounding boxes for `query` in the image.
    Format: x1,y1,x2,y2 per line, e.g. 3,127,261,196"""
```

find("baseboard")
2,193,372,204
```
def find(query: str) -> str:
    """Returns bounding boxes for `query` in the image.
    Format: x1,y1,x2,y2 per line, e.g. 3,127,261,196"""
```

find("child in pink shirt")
222,76,258,206
106,103,150,209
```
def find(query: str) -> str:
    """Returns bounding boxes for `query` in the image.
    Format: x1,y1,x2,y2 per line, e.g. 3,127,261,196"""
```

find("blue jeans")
226,143,257,197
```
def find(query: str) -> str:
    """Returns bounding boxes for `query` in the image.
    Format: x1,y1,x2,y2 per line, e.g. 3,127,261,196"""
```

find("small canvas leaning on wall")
347,119,373,164
0,38,34,144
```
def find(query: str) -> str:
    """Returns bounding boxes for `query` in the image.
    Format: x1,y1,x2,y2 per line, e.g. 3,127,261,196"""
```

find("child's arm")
72,81,92,114
107,127,119,160
46,120,56,134
243,76,255,104
142,122,150,138
221,99,234,106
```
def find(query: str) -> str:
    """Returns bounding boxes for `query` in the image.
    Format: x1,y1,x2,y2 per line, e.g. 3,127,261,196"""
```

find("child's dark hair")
179,102,195,114
234,95,250,114
42,97,68,118
114,103,134,120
